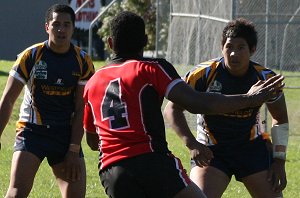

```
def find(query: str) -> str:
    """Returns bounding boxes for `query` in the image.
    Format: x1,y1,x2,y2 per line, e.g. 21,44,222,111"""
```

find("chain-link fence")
160,0,300,133
166,0,300,74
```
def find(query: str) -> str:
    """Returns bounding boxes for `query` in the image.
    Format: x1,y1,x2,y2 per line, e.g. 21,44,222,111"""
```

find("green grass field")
0,60,299,198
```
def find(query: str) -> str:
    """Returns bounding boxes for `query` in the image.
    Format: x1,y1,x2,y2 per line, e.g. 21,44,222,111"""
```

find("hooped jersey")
11,41,94,129
83,56,183,170
184,57,278,146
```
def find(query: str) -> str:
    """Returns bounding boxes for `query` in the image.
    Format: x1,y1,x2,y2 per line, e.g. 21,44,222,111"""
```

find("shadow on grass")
0,70,9,76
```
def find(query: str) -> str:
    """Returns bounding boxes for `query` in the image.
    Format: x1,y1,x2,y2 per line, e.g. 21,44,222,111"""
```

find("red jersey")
83,57,182,170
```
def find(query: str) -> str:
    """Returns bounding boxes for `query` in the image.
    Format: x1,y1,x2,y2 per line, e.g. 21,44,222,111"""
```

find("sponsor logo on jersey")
41,85,73,96
55,78,64,85
208,80,222,92
72,71,81,77
34,60,47,79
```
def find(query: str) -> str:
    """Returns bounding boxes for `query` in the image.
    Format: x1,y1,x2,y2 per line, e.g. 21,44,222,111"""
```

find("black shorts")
14,123,83,166
100,152,191,198
191,136,272,181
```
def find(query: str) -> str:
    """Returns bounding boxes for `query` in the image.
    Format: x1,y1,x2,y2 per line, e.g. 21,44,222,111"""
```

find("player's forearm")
0,98,15,137
70,109,84,146
184,92,252,114
167,82,252,115
267,94,289,125
164,102,197,148
86,132,99,151
168,82,260,115
207,93,253,114
69,85,85,146
267,95,289,160
0,76,23,138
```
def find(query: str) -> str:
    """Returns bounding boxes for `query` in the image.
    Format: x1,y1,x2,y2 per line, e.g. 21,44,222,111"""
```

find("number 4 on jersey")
101,78,129,129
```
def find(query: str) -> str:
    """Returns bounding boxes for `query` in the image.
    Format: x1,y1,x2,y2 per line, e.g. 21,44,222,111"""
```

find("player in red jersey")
83,11,284,198
0,4,94,198
164,18,288,198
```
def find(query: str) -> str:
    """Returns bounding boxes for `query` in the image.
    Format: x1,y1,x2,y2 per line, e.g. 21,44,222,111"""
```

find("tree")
97,0,167,57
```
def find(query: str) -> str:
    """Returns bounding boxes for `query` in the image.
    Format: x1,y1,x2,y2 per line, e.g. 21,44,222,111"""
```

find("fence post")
88,0,120,56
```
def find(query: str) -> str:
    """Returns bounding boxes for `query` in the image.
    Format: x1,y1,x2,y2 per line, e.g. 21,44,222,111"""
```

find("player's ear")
250,46,256,56
108,37,113,50
221,44,225,56
143,34,148,47
45,23,49,33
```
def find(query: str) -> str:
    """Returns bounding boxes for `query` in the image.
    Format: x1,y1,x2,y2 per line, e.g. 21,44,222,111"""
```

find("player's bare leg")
5,151,41,198
242,170,282,198
52,158,86,198
174,181,207,198
190,166,230,198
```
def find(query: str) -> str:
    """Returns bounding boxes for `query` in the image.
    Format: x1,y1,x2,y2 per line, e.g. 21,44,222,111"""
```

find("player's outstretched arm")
167,74,284,115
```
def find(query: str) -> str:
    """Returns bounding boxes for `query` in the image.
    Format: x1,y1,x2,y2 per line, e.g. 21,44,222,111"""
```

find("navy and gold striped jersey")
10,41,95,128
184,57,278,145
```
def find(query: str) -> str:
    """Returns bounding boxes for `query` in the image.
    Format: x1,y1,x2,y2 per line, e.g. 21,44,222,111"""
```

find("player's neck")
48,41,71,54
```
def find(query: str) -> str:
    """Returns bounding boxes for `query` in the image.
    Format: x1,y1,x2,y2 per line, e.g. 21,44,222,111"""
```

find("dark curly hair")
110,11,147,55
45,4,75,26
222,18,257,50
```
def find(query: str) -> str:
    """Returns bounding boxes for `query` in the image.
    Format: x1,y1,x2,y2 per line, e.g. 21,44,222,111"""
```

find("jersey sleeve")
83,86,97,133
184,60,219,91
255,65,277,81
141,59,182,98
75,48,95,86
184,66,207,90
10,46,39,84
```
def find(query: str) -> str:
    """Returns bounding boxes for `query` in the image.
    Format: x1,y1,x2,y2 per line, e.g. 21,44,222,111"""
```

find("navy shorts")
100,152,191,198
191,136,272,181
14,123,83,166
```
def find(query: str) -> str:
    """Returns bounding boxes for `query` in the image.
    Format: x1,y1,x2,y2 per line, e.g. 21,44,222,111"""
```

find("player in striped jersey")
0,4,94,198
164,18,288,198
83,12,284,198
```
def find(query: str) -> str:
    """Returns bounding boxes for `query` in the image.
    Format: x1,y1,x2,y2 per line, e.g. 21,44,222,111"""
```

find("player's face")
45,12,74,53
222,37,252,77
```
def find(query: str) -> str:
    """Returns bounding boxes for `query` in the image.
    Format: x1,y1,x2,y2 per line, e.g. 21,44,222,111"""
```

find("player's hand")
267,158,287,193
247,74,284,107
188,139,213,167
64,151,82,182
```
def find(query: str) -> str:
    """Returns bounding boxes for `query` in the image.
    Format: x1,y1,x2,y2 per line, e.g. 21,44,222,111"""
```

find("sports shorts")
100,152,191,198
14,123,84,166
191,136,272,181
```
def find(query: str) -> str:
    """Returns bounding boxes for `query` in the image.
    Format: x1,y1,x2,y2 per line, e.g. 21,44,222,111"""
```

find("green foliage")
98,0,158,54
